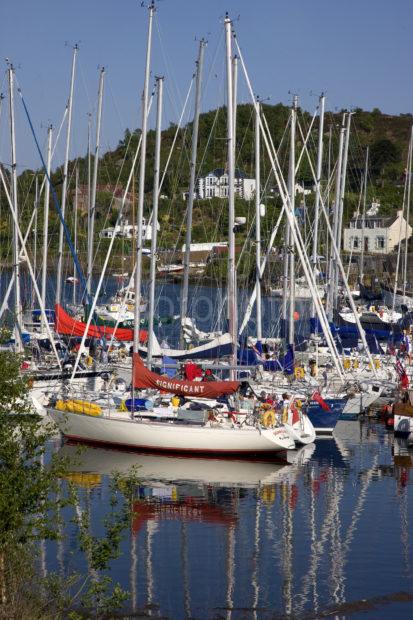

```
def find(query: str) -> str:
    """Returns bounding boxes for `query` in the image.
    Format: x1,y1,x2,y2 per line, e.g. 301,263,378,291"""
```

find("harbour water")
45,420,413,619
0,269,314,345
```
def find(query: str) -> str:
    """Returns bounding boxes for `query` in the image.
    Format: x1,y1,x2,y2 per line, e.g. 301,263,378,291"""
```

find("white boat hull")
343,392,381,416
284,413,316,445
270,285,325,300
48,408,295,455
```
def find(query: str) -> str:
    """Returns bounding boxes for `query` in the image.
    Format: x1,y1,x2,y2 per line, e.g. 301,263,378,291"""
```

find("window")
376,236,385,250
352,237,359,249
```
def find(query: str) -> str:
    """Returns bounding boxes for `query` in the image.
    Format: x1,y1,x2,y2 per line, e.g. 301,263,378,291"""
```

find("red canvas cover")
133,353,240,397
54,304,148,343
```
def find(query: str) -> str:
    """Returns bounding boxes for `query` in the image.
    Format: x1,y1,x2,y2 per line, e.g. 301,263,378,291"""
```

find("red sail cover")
55,304,148,343
133,353,240,397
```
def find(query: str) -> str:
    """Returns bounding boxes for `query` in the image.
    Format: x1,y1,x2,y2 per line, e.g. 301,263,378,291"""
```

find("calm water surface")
0,270,312,345
45,420,413,619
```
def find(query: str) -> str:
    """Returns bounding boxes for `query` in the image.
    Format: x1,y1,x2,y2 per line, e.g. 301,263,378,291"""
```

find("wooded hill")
2,103,412,274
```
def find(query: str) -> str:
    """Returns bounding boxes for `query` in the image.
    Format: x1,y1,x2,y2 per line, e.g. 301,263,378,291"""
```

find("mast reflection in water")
45,420,413,619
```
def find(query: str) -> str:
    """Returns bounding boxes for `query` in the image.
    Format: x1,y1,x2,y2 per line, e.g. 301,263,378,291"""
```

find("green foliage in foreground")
0,344,139,619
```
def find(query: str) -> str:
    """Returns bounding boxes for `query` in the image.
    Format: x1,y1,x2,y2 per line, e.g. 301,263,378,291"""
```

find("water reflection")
48,421,413,619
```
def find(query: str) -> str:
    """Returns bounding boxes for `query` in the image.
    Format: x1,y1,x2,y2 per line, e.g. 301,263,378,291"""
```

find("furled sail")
55,304,148,343
133,353,240,397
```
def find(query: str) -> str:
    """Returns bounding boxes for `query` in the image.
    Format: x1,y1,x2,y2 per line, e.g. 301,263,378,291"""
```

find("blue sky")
1,0,412,170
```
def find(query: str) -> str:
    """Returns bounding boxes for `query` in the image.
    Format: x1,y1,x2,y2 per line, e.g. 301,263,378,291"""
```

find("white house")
343,203,412,254
99,218,158,241
181,241,228,252
197,168,256,201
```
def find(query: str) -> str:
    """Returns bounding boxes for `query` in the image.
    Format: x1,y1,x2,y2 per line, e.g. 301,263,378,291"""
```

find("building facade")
343,204,412,254
99,218,157,241
197,168,256,201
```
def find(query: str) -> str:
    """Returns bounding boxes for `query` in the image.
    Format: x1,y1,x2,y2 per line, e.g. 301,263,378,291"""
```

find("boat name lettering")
155,379,206,394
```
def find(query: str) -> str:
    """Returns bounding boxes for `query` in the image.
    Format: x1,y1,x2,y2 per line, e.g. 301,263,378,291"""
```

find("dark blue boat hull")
307,398,347,434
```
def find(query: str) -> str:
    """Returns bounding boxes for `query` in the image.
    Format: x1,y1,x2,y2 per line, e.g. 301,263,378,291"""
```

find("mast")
180,38,206,345
282,226,290,328
255,98,262,341
73,166,79,305
360,147,369,285
225,13,237,373
288,95,298,346
147,76,163,367
87,67,105,297
403,125,413,300
133,1,155,355
56,44,78,305
0,94,3,237
41,125,52,320
232,54,238,161
310,94,325,325
282,113,292,332
326,113,346,320
87,112,92,251
8,64,23,352
325,125,333,280
334,112,352,304
33,175,39,308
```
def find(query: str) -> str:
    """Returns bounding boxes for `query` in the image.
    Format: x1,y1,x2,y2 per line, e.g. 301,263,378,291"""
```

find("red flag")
290,403,300,425
395,360,409,389
311,391,331,412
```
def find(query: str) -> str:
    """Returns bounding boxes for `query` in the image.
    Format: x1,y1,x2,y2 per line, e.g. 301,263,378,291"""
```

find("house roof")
208,168,247,179
349,211,398,227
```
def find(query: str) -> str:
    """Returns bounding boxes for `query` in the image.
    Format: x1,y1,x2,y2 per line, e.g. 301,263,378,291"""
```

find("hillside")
2,103,412,282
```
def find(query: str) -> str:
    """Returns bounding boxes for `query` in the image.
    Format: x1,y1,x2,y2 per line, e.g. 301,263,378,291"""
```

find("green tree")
370,138,400,178
0,341,139,618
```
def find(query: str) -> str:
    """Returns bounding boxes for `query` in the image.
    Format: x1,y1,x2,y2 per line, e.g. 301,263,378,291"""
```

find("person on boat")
259,390,267,403
89,338,97,359
100,345,108,365
118,342,127,359
265,394,276,407
281,393,290,423
387,342,396,356
202,368,215,382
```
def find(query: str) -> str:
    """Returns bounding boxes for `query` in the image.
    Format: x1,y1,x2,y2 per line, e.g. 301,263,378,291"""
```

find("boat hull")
48,408,295,455
284,414,316,445
381,285,413,310
306,398,346,434
343,392,380,417
394,414,413,438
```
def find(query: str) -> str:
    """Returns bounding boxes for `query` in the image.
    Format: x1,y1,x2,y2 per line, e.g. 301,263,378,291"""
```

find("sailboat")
47,351,295,455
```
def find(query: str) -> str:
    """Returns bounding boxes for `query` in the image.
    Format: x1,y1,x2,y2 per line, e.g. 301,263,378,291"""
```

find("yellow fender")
261,409,276,428
59,399,102,416
294,366,305,380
